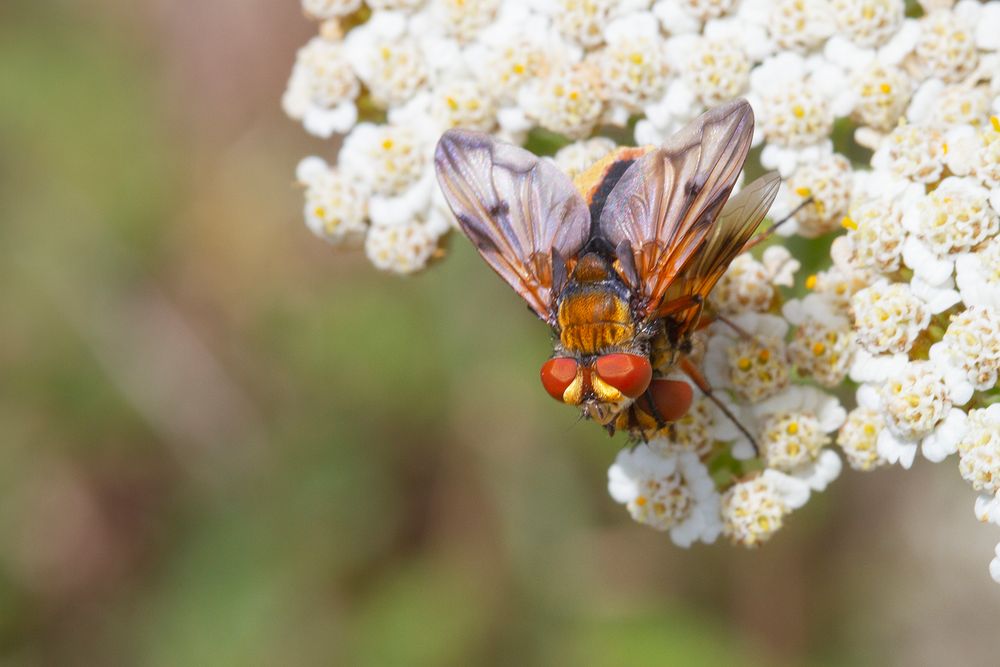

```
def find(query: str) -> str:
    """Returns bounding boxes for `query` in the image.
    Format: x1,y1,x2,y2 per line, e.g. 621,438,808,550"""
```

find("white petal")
975,493,1000,524
856,383,882,410
902,237,954,287
878,428,917,469
921,408,966,462
607,462,639,503
910,275,961,313
669,516,701,548
850,350,908,384
975,3,1000,50
296,156,330,183
817,398,848,433
764,469,811,509
907,79,945,124
879,19,920,64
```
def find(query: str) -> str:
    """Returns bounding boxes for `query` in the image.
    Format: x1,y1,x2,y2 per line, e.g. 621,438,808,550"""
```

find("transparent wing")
598,99,755,318
434,129,590,322
660,172,781,324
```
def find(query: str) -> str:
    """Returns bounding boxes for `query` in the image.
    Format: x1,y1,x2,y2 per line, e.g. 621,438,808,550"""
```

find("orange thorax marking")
557,255,634,355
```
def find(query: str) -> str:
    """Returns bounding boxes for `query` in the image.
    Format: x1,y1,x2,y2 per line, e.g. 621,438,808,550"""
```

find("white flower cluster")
820,0,1000,582
610,245,849,550
286,0,1000,578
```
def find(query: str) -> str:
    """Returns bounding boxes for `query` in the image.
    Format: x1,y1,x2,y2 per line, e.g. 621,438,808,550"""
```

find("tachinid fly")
433,99,780,440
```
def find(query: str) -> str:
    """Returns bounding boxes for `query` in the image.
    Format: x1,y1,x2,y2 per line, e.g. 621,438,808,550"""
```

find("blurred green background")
1,1,998,665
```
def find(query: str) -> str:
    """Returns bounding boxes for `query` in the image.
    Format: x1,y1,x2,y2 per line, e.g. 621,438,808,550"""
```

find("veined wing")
659,172,781,329
598,99,754,319
434,129,590,323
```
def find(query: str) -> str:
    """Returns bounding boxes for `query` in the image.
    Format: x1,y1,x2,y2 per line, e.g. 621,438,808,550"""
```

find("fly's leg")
741,196,815,252
640,386,668,430
678,357,760,457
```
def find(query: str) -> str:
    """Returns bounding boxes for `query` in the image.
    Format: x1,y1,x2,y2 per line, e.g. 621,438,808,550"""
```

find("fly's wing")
434,129,590,323
659,172,781,329
598,99,754,319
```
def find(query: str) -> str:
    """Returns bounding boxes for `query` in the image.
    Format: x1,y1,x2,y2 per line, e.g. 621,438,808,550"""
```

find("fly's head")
539,352,652,425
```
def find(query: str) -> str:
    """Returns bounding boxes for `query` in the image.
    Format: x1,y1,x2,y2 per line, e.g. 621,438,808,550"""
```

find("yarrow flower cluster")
286,0,1000,580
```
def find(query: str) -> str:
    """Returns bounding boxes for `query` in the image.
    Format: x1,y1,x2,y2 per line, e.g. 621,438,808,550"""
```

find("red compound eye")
594,353,652,399
540,357,579,401
636,379,694,422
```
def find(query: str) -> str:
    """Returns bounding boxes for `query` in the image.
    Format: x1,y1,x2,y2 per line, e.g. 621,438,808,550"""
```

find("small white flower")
681,34,751,106
871,122,947,184
345,12,428,107
339,122,428,197
721,470,811,547
546,0,650,48
915,9,979,84
283,36,360,138
850,279,930,356
296,157,369,245
467,19,565,104
848,61,913,131
704,313,791,403
831,0,904,48
594,13,671,116
908,80,992,128
767,0,834,52
901,177,999,284
804,261,873,314
784,294,857,387
907,177,999,254
932,306,1000,391
749,53,846,175
838,404,888,471
430,78,499,132
709,254,777,314
608,446,723,547
753,386,846,490
875,360,972,467
956,405,1000,494
843,191,910,274
519,61,605,139
762,245,800,287
365,218,441,274
647,397,718,458
771,154,853,237
991,542,1000,584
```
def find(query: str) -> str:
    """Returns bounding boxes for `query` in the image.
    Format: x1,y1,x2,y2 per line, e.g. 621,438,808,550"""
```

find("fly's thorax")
556,252,637,355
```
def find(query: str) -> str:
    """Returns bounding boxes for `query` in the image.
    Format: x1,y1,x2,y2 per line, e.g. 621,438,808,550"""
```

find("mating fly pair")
434,99,780,446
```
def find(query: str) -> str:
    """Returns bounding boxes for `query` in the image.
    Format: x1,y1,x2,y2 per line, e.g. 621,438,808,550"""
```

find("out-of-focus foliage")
0,1,998,665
